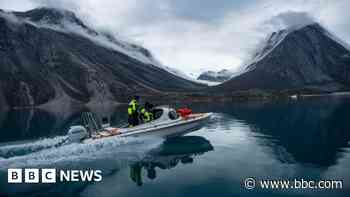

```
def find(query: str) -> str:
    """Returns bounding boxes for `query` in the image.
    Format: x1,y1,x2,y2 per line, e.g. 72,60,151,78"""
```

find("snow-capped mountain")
11,7,187,77
213,23,350,93
197,69,234,82
0,8,202,108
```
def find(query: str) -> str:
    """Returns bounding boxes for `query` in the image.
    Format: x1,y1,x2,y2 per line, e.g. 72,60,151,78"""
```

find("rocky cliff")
0,8,202,108
214,23,350,93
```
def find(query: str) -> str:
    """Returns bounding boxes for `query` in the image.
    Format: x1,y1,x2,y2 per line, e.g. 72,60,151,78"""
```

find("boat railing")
81,112,101,137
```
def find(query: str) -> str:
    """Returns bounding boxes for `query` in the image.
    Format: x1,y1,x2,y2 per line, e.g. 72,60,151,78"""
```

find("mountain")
197,69,233,82
0,8,202,108
213,23,350,93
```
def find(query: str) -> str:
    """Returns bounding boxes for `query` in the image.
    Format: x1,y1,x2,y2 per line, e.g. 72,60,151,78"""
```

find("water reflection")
0,105,128,143
1,97,350,197
190,98,350,167
1,98,350,168
129,136,214,186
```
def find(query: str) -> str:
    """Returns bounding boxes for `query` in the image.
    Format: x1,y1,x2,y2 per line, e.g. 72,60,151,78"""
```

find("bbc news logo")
8,169,102,183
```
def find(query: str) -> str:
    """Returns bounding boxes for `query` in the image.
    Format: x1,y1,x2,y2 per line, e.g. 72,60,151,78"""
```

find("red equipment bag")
177,108,192,118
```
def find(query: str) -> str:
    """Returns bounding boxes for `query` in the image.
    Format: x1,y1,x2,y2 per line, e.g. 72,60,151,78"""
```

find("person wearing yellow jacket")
128,96,140,127
140,101,154,123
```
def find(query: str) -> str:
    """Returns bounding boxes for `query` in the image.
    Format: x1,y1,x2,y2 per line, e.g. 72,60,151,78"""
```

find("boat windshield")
152,108,164,120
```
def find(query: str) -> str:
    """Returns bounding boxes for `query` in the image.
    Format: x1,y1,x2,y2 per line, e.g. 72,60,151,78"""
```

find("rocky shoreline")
6,90,350,110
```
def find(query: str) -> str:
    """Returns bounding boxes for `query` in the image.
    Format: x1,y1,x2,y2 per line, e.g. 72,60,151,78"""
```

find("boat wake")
0,135,164,172
0,136,69,159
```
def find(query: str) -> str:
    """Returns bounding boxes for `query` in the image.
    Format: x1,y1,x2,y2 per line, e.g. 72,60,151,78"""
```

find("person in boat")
128,95,140,127
140,101,154,123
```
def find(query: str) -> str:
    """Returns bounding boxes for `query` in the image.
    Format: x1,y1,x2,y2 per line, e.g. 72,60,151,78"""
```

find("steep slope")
0,8,202,108
214,23,350,93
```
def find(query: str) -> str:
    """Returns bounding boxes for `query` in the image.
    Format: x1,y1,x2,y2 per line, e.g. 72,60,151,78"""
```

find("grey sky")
1,0,350,76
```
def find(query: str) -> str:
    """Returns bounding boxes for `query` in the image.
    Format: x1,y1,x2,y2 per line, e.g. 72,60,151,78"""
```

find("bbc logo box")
7,169,22,183
41,169,56,183
8,169,56,183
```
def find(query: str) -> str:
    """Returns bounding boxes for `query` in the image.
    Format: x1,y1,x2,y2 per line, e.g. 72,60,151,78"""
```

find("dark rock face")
214,23,350,92
0,8,201,108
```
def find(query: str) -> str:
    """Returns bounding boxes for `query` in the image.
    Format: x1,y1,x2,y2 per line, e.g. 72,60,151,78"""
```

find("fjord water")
0,97,350,196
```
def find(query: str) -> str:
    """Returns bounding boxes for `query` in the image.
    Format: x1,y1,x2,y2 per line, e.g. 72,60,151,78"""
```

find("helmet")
145,102,153,110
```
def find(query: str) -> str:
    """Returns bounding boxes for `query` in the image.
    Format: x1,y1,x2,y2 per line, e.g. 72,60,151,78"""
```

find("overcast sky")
1,0,350,76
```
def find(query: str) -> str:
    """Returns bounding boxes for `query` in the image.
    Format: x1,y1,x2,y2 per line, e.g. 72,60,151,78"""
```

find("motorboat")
67,106,211,143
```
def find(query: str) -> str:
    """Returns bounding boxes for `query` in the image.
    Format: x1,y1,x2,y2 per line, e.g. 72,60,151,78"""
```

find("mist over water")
0,97,350,196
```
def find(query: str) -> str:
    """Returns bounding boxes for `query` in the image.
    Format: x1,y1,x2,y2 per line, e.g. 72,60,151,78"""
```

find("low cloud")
0,11,22,24
268,11,316,30
1,0,350,75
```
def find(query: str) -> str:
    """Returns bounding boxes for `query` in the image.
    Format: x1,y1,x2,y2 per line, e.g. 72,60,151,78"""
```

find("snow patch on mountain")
28,12,159,65
3,8,194,83
195,79,221,86
197,69,235,83
222,29,291,81
240,12,316,74
240,23,350,77
244,29,289,71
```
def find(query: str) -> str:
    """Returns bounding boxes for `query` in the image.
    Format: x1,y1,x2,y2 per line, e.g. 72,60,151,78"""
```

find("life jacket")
140,108,153,122
128,99,138,115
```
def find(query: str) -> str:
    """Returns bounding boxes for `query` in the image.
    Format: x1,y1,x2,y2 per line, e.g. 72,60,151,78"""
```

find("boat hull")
120,115,208,138
82,113,211,143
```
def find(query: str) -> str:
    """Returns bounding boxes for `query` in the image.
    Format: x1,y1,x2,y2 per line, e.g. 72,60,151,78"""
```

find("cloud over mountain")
1,0,350,75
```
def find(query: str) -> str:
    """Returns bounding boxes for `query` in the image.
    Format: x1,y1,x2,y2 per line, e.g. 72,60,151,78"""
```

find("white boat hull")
120,114,209,138
82,112,211,143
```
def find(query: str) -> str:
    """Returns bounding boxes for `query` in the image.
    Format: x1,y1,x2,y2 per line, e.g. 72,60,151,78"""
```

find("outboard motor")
68,125,88,143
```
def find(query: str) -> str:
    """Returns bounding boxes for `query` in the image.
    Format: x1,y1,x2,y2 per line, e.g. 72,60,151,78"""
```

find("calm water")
0,97,350,197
